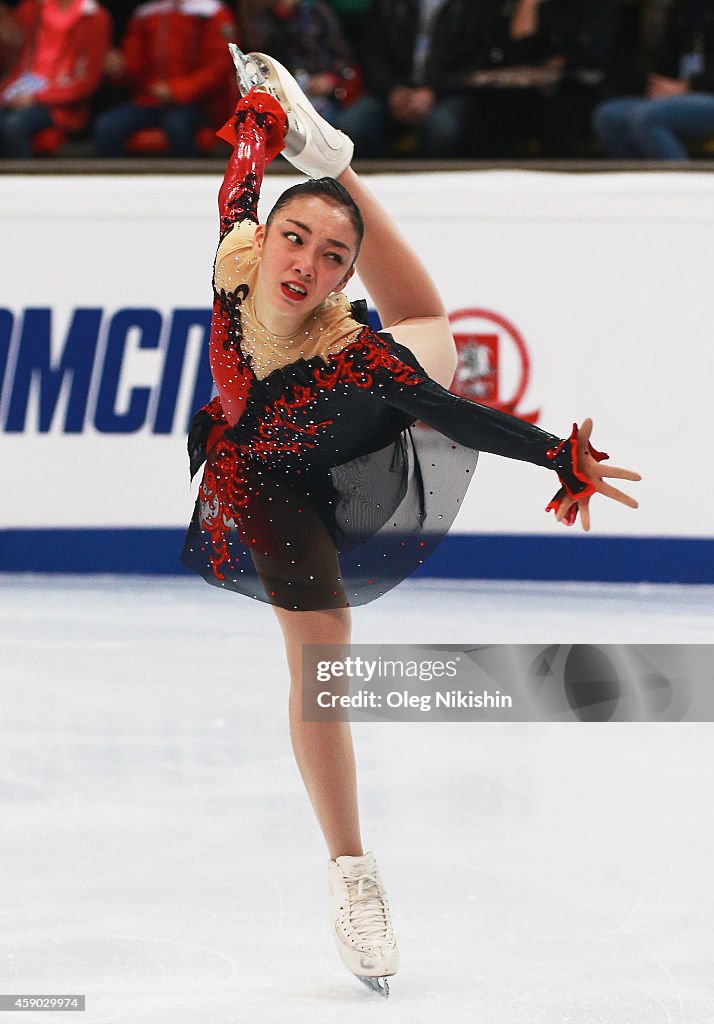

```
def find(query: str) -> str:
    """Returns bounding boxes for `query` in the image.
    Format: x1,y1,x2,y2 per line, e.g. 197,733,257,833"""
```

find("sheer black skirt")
180,424,479,610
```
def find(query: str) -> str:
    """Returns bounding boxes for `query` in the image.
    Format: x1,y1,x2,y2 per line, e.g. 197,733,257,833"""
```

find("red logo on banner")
449,308,540,423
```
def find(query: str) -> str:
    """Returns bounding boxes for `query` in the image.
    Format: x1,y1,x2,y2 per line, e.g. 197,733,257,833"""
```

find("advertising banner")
0,171,710,580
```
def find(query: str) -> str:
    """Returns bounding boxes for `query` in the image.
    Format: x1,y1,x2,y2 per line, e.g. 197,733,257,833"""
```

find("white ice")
1,574,713,1023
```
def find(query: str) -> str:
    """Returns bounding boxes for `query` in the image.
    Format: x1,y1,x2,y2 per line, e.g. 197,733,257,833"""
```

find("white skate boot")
228,45,354,178
328,851,399,997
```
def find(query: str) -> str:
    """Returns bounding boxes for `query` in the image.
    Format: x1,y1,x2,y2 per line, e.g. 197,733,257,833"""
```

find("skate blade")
357,975,390,998
228,44,266,95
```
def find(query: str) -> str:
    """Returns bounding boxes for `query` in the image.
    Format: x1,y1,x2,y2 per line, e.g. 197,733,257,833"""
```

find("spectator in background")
94,0,237,157
522,0,623,156
634,0,674,77
593,0,714,159
0,0,110,157
89,0,140,123
325,0,370,52
463,0,621,158
340,0,492,158
238,0,361,128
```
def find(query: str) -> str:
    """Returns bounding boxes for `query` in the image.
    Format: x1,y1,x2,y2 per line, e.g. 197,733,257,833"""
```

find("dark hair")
266,177,364,262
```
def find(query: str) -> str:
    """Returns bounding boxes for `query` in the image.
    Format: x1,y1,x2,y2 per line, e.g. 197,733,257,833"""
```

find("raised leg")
336,165,457,386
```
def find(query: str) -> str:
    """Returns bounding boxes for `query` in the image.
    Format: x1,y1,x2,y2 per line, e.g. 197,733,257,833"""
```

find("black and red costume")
181,91,601,610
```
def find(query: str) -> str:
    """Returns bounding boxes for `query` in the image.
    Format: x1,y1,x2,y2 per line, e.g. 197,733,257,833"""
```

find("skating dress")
180,92,597,610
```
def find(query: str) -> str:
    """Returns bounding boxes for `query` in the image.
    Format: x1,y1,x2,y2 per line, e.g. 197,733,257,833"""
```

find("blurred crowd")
0,0,713,160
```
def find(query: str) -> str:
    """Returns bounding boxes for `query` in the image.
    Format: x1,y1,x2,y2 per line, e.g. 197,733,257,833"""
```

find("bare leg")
272,604,364,860
337,166,457,387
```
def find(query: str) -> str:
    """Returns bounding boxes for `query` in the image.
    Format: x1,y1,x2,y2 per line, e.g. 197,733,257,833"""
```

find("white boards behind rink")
0,170,708,580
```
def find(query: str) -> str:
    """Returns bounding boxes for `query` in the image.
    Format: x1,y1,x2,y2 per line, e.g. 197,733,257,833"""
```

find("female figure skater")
181,49,640,996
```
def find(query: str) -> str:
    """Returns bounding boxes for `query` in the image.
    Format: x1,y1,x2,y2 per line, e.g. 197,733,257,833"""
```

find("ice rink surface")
2,574,714,1024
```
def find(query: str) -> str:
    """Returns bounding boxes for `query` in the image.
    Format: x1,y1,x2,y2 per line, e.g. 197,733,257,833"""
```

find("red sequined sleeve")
215,90,287,240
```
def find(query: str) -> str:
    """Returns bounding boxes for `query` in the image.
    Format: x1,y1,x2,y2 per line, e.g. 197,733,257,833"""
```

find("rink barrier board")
3,171,713,576
0,530,711,584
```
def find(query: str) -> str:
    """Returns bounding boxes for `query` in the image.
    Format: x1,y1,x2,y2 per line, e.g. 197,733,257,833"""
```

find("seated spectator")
340,0,494,159
464,0,621,158
88,1,139,126
462,0,562,158
238,0,361,128
0,0,110,158
528,0,623,157
593,0,714,160
94,0,237,158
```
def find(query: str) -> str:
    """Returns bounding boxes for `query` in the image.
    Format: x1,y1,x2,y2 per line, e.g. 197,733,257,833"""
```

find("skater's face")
253,196,358,317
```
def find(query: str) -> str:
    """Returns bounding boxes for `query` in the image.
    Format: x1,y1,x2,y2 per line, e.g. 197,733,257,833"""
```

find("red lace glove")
545,423,609,526
543,419,640,530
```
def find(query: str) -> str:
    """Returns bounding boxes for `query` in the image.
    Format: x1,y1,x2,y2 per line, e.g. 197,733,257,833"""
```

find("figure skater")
181,48,640,995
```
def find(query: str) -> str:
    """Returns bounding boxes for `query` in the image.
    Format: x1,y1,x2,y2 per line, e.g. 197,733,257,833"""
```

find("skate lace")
344,870,391,944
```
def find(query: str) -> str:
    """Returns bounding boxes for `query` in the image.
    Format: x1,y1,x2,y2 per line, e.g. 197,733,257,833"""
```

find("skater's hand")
553,419,640,532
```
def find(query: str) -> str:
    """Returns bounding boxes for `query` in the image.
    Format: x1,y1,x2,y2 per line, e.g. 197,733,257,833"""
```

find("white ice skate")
328,851,399,997
228,45,354,178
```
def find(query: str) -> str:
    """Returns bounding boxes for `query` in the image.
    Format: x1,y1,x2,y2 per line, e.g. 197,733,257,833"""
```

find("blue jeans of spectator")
0,103,53,158
338,94,473,158
593,94,714,160
94,102,204,157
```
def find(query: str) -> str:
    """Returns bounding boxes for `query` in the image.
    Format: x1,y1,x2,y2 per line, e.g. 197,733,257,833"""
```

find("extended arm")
215,90,286,241
366,336,569,468
207,90,286,426
346,331,640,529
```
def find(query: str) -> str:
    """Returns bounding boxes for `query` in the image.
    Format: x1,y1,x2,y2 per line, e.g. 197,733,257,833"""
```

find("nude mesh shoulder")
322,294,366,356
214,221,258,292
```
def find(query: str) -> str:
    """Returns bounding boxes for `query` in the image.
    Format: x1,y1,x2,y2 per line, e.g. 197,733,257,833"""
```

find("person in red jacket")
0,0,110,157
94,0,238,157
